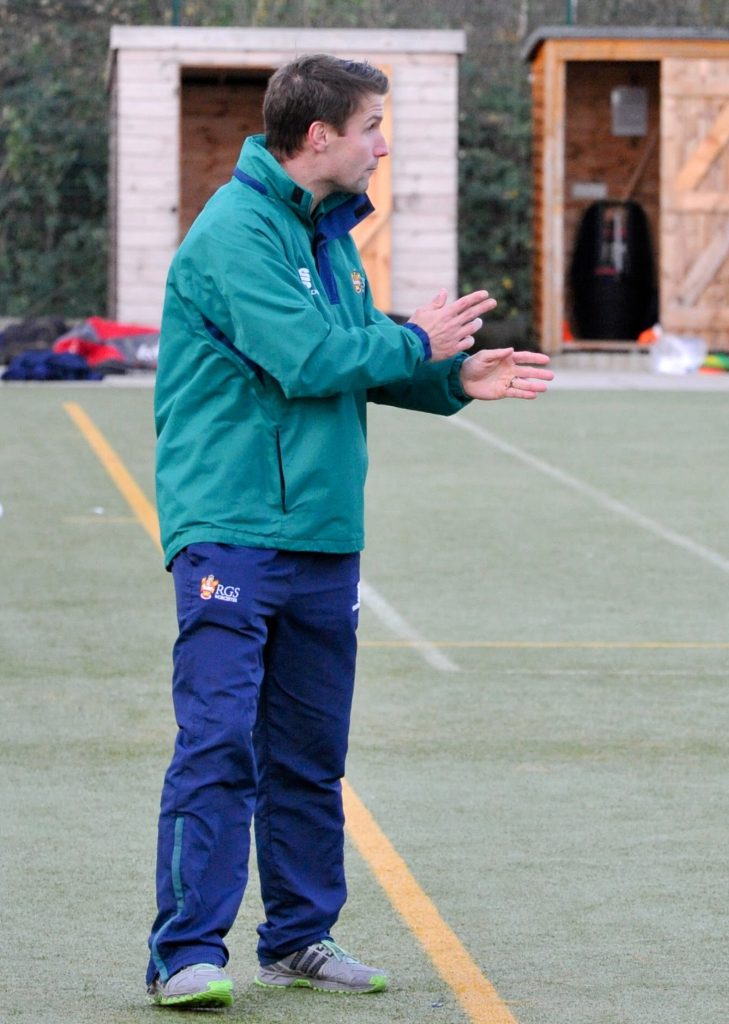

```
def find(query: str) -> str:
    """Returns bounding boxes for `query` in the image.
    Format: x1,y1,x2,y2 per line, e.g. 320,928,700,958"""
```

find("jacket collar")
234,134,374,238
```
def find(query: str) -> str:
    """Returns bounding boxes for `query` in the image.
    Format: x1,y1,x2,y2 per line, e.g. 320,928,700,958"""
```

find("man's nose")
374,134,389,157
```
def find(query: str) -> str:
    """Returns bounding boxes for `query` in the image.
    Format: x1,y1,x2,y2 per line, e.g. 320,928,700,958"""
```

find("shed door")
662,57,729,349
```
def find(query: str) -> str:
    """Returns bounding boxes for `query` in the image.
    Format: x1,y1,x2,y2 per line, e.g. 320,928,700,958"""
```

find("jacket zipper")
275,430,287,513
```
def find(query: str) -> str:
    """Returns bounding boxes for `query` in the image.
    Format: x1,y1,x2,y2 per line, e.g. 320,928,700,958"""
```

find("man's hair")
263,54,388,158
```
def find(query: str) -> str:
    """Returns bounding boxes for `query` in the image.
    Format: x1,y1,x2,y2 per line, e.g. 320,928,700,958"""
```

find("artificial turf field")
2,378,729,1024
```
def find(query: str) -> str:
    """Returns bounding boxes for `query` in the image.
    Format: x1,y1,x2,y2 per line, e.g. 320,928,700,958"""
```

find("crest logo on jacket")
351,271,365,295
200,574,219,600
200,575,241,603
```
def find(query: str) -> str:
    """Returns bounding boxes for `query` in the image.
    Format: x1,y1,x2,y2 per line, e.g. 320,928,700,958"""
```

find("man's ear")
308,120,330,153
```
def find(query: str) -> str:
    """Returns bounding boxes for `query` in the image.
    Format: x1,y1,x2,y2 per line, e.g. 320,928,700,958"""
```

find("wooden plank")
394,244,457,279
395,179,455,202
118,185,178,208
117,51,179,81
395,184,452,205
117,77,180,98
394,121,458,146
660,57,729,347
402,228,457,252
117,153,179,179
673,100,729,191
117,88,179,117
393,120,457,147
675,224,729,306
394,69,456,92
118,116,177,140
664,304,729,329
118,240,177,264
561,340,645,350
397,232,457,253
395,155,457,178
540,44,565,353
118,246,177,269
661,58,729,96
395,102,457,124
118,214,178,239
397,254,457,278
551,37,729,64
110,26,467,55
392,214,456,240
394,83,457,104
672,191,729,212
393,52,456,67
531,48,545,343
116,299,165,325
115,277,167,301
394,261,459,287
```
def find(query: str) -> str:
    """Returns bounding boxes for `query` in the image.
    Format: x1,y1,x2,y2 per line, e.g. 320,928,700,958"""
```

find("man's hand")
459,347,554,401
409,288,497,362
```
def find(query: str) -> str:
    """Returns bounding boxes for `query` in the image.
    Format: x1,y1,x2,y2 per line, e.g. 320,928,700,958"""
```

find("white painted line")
450,416,729,576
359,578,458,672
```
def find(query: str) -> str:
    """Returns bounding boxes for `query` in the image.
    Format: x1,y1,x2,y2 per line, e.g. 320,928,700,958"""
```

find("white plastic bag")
649,327,707,375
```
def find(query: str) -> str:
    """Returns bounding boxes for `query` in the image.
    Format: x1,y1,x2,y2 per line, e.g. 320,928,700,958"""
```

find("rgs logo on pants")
199,574,240,603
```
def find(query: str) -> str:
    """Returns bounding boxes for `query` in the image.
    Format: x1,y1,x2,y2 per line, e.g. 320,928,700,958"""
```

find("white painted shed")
108,26,466,326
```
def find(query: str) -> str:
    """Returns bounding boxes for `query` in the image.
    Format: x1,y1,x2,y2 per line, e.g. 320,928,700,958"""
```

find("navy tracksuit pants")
146,543,360,984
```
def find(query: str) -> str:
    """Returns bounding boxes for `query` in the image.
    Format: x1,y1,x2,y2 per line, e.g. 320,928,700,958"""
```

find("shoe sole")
150,980,234,1008
253,974,388,994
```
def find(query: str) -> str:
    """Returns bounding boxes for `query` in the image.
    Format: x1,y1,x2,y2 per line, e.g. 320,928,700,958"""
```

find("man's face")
320,92,389,196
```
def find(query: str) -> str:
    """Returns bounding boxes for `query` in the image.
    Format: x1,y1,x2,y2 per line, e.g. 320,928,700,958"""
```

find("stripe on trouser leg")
150,815,186,983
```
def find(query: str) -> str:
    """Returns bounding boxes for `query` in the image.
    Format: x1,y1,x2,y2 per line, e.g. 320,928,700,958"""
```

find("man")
146,53,552,1010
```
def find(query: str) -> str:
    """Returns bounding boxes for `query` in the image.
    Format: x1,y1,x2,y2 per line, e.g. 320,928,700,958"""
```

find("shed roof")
109,25,466,55
521,24,729,62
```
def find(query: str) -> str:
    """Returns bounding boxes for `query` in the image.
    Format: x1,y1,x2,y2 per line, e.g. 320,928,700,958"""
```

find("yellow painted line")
343,780,518,1024
359,640,729,650
64,515,139,525
65,402,516,1024
63,402,162,551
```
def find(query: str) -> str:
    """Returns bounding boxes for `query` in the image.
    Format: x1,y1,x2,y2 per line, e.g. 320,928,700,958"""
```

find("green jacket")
155,135,469,564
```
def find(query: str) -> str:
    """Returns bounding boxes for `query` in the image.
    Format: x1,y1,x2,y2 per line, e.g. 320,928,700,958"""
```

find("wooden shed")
523,26,729,353
108,26,465,326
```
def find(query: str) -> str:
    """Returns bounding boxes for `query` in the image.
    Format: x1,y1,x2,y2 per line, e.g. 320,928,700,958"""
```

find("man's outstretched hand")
459,347,554,401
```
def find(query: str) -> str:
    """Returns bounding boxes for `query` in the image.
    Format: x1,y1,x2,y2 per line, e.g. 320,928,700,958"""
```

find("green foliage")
458,55,533,321
2,0,729,319
0,22,108,316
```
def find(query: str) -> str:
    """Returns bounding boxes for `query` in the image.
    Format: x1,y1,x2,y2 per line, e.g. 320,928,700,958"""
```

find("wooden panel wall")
111,49,180,324
387,55,460,315
662,57,729,350
180,72,268,238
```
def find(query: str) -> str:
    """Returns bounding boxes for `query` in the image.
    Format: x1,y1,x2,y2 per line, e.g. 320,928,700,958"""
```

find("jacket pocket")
275,429,287,513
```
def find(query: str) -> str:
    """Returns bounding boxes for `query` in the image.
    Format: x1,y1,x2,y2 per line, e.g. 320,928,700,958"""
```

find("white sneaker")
254,939,388,993
147,962,234,1007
